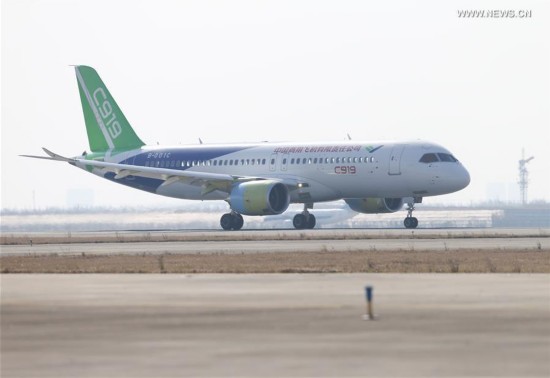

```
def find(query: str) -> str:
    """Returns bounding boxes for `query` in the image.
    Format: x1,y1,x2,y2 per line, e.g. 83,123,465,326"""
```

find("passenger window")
262,159,266,165
271,159,275,165
282,158,287,164
419,153,439,163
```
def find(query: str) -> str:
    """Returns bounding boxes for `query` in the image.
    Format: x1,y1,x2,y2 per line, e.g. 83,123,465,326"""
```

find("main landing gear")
404,202,419,229
293,205,316,229
220,211,244,231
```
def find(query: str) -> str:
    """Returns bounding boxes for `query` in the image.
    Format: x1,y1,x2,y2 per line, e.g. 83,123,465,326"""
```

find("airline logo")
365,145,383,153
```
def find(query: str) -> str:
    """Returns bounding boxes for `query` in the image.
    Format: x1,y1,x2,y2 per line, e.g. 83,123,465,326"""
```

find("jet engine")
345,197,404,214
230,180,290,216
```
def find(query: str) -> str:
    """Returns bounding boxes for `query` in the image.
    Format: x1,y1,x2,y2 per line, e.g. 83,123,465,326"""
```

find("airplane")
22,66,470,230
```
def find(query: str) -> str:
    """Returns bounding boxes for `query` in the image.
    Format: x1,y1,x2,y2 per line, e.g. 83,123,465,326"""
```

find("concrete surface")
3,227,549,243
1,229,549,256
1,237,547,256
2,274,549,377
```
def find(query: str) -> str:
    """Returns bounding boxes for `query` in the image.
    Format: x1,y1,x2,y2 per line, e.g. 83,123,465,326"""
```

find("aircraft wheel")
306,214,316,229
293,214,307,229
404,217,418,229
220,213,234,230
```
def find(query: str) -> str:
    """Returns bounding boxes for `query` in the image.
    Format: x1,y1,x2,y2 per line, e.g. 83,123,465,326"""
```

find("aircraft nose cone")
458,166,471,190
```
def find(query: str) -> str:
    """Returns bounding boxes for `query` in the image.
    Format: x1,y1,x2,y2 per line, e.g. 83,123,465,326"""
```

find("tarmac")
2,273,549,377
1,228,549,256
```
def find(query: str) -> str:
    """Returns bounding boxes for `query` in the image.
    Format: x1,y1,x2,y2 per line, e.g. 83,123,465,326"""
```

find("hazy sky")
2,0,549,209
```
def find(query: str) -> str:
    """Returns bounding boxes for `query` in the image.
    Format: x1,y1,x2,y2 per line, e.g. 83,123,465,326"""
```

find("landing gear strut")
293,204,316,229
404,202,418,229
220,211,244,231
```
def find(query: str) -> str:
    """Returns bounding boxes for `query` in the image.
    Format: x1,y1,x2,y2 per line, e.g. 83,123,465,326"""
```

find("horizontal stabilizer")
42,148,73,162
20,148,74,163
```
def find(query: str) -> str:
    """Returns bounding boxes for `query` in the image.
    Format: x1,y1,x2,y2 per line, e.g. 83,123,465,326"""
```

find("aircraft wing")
22,148,302,195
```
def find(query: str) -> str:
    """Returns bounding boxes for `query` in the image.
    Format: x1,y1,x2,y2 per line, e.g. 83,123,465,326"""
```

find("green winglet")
75,66,145,152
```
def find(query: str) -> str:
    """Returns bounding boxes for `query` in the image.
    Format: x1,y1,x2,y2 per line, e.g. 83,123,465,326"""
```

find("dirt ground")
2,249,549,273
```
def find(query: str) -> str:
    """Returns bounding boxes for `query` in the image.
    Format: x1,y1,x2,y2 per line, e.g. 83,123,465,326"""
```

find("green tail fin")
75,65,145,152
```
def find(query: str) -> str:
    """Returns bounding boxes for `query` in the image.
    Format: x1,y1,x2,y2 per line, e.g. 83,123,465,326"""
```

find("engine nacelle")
230,180,290,216
345,198,404,214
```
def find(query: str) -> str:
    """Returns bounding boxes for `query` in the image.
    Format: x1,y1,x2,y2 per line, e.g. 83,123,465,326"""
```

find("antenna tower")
518,149,534,205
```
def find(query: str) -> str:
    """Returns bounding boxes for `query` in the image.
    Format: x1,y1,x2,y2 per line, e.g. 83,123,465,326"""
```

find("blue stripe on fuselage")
121,146,251,169
107,146,251,193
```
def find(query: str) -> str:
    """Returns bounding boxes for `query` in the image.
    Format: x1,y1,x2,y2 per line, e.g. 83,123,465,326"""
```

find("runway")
2,274,549,377
1,228,549,256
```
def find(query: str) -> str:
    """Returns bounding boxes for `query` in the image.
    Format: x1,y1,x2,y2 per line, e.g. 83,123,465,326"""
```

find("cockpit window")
419,153,439,163
437,153,458,162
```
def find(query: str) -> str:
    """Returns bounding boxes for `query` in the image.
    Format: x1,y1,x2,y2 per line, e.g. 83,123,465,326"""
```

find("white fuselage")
81,140,470,204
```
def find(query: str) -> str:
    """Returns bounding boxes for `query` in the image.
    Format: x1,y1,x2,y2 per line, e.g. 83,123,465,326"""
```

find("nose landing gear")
220,211,244,231
404,202,418,229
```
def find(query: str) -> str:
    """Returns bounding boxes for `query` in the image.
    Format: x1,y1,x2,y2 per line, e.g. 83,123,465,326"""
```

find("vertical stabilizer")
75,66,145,152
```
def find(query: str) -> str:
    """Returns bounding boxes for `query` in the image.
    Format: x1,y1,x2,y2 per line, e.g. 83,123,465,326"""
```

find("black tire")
404,217,418,229
220,213,234,230
232,213,244,230
293,214,307,229
306,214,316,229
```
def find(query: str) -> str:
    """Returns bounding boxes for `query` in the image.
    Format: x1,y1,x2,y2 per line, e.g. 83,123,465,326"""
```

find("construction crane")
518,149,534,205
